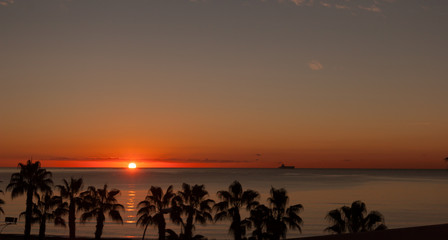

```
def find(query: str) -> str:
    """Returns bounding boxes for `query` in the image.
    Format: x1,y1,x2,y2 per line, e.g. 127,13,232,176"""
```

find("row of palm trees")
0,160,387,240
136,181,304,240
3,160,123,240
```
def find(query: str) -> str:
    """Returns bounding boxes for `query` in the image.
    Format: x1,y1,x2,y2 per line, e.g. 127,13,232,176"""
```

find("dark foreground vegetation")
1,224,447,240
0,160,388,240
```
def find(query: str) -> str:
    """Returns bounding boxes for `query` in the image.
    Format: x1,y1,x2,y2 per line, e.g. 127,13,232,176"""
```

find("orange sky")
0,0,447,169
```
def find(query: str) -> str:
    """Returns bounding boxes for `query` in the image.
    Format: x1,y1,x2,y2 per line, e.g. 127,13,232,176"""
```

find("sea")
0,168,447,239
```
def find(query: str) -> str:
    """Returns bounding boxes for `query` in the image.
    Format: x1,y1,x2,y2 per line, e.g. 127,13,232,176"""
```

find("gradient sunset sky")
1,0,447,168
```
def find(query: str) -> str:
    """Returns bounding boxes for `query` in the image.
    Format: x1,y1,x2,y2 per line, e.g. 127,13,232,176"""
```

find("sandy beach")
1,224,447,240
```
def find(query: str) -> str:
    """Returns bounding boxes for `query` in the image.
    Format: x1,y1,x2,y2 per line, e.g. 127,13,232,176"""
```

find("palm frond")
213,201,229,212
216,190,232,202
109,210,123,223
214,210,229,222
375,224,388,231
80,210,95,222
136,214,152,227
364,210,384,231
242,190,259,207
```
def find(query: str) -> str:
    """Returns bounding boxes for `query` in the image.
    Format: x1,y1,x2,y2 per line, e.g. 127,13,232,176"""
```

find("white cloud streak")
309,60,323,71
275,0,389,13
358,4,382,13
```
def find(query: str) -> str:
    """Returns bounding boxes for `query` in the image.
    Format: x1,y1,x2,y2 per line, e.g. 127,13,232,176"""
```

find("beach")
2,224,447,240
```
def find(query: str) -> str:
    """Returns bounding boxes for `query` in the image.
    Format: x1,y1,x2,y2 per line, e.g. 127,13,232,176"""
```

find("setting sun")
128,162,137,169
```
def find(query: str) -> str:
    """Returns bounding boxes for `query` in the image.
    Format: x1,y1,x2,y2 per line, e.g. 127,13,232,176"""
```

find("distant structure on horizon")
278,163,295,169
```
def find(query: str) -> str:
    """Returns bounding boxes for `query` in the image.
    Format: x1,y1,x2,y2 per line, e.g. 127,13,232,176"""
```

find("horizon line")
0,167,446,170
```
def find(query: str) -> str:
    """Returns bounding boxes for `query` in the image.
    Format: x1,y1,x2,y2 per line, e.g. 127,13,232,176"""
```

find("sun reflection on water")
125,186,136,224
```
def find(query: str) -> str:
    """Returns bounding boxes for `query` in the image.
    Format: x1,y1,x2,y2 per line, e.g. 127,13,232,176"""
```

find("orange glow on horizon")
1,152,447,169
128,162,137,169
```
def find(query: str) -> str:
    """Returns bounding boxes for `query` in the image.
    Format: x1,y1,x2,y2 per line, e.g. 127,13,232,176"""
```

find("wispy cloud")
278,0,315,7
320,2,331,8
358,4,382,13
289,0,306,6
274,0,392,14
39,156,253,164
0,0,14,7
0,0,415,15
153,158,254,163
308,60,323,71
334,4,350,10
39,156,122,161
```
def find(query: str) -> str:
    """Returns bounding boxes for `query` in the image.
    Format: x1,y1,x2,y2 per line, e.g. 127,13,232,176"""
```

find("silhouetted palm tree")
243,204,270,240
0,184,4,215
214,181,259,240
137,185,176,240
325,208,345,234
80,185,124,240
32,191,68,240
325,200,387,234
136,208,153,240
165,229,180,240
165,229,206,240
175,183,214,240
56,177,84,240
265,187,303,240
6,160,53,240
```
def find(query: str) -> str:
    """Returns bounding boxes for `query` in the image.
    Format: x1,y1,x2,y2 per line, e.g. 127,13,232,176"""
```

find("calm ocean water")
0,168,447,239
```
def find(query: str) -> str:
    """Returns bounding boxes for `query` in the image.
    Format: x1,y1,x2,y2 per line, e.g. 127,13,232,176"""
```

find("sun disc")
128,162,137,169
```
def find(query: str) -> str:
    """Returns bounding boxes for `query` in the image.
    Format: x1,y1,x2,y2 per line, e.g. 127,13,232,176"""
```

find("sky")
0,0,447,169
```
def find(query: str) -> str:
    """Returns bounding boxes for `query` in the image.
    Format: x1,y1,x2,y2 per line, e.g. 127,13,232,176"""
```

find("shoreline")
293,223,448,240
1,224,447,240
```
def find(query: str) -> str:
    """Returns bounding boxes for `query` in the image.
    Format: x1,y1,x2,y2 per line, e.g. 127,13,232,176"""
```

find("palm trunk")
142,223,149,240
24,188,33,240
185,211,194,240
270,220,280,240
39,215,47,240
274,211,282,240
158,219,166,240
69,197,76,240
95,214,105,240
233,209,242,240
255,228,263,240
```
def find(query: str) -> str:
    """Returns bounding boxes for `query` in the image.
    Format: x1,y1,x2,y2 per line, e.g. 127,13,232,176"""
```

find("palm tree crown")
325,200,387,234
137,185,176,240
266,187,303,240
175,183,214,240
33,191,68,240
6,160,53,240
56,177,84,240
80,184,124,240
243,204,270,240
214,181,259,240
